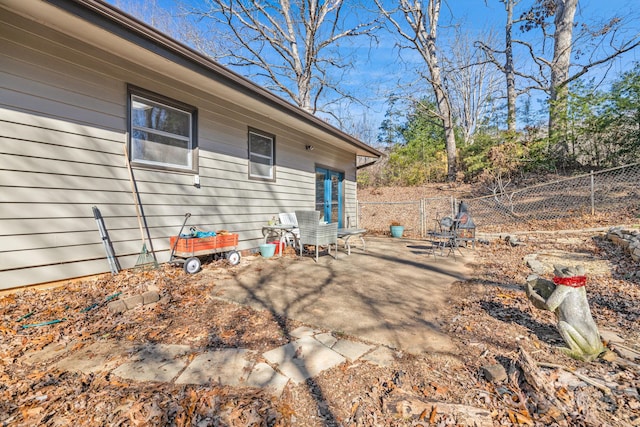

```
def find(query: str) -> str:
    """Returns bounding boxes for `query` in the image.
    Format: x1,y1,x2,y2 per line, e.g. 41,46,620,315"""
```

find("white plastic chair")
278,212,300,248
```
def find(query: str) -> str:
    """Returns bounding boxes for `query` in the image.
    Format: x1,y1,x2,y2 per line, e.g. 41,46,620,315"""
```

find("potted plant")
390,221,404,238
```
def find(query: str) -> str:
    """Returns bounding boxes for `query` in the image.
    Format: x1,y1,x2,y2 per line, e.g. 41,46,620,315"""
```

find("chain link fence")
358,197,456,237
358,163,640,236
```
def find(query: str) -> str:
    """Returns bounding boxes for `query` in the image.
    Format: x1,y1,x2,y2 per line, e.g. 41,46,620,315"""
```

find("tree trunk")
432,78,458,182
422,2,457,182
505,0,517,132
297,70,313,113
380,0,458,181
549,0,578,161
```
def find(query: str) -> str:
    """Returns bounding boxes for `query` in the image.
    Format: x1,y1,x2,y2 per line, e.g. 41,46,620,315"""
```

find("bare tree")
114,0,226,59
477,0,640,151
444,30,503,144
521,0,640,161
184,0,378,115
374,0,458,182
476,0,526,132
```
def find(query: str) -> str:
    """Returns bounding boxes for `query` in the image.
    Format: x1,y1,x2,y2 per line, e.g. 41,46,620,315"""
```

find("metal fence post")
423,199,427,237
590,170,595,215
420,199,425,237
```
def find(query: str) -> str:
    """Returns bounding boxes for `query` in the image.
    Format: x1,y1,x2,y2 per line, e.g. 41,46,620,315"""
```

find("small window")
128,87,197,172
248,129,275,180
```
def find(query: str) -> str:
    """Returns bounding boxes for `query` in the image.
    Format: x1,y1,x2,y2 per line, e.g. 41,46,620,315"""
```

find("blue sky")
110,0,640,143
332,0,640,140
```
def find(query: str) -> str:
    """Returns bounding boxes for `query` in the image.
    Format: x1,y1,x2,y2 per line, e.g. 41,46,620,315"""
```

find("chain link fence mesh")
357,201,423,237
467,163,640,232
358,163,640,236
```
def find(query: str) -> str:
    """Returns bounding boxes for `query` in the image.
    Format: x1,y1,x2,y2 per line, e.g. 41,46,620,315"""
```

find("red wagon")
169,213,241,274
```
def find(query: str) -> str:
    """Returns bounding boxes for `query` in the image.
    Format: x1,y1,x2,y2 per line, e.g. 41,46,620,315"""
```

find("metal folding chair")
429,216,461,259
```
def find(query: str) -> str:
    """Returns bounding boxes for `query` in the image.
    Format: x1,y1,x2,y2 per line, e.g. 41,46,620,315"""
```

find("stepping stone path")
113,344,193,383
23,326,381,397
263,335,347,384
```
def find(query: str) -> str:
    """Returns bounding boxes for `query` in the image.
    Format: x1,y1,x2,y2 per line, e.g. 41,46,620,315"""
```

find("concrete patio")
19,236,475,396
210,235,474,355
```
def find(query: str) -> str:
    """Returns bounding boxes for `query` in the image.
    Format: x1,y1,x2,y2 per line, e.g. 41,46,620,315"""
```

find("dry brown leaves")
442,229,640,426
1,205,639,426
0,264,293,426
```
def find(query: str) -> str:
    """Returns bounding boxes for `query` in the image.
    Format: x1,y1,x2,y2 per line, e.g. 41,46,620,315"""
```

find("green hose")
19,292,123,328
21,319,66,329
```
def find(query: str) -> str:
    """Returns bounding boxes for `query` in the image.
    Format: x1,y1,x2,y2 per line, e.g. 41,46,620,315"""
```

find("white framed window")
248,128,275,180
128,86,197,172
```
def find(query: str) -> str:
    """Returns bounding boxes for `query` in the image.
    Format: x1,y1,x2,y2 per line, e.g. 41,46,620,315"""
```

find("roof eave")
46,0,382,158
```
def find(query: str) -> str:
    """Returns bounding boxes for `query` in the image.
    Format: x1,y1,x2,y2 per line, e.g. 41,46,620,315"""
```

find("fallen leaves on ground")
1,215,639,425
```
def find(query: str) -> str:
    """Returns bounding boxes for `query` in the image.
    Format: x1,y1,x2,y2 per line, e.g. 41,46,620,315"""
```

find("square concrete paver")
246,362,289,397
331,339,374,362
362,346,397,367
290,326,317,339
175,348,255,386
315,332,338,348
23,340,77,365
112,344,192,383
263,336,346,383
54,340,134,374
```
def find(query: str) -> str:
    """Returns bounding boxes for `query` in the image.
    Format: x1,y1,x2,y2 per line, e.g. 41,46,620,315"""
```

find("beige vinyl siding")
0,7,359,290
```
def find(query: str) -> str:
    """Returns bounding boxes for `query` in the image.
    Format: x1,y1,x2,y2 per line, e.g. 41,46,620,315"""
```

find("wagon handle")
169,213,192,263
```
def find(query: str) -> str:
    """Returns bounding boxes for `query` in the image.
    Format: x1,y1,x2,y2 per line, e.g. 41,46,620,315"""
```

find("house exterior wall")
0,7,358,290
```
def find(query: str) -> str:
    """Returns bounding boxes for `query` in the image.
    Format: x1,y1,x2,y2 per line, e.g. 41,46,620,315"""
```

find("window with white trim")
128,87,197,172
248,129,275,180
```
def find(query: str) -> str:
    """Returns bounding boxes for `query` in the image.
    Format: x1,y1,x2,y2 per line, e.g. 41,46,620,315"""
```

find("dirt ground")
1,187,639,426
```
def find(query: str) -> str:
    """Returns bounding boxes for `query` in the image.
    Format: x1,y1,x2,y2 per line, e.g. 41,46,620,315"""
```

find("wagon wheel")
183,257,201,274
225,250,241,266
